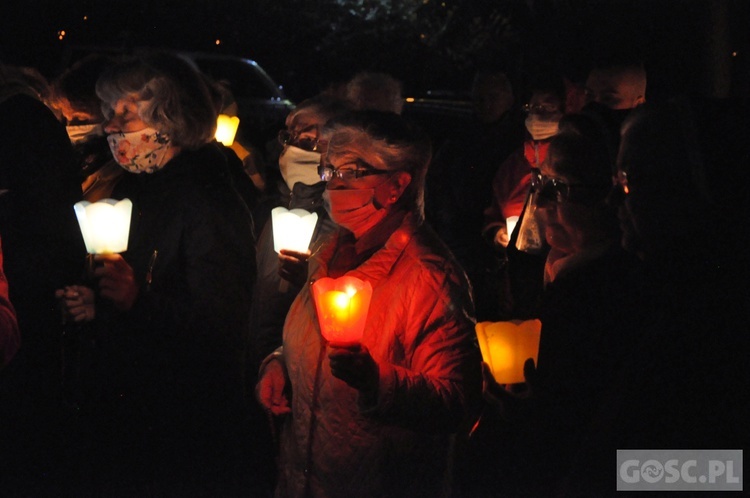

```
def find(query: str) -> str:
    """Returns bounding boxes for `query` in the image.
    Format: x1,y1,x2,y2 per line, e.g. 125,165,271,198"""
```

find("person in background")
0,61,85,494
562,101,750,494
481,74,566,319
425,67,525,321
469,114,647,496
56,52,257,496
484,75,566,249
52,53,124,201
584,58,647,110
257,110,481,498
345,71,404,114
0,235,19,369
250,94,348,368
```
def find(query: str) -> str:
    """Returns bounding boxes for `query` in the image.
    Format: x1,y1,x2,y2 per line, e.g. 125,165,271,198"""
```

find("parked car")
177,51,293,147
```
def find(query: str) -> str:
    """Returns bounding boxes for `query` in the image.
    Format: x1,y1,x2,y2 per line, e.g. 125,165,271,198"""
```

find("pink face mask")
323,187,388,239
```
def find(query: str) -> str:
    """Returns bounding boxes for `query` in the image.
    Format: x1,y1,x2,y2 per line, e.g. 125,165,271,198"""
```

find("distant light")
732,51,738,57
405,97,415,103
420,33,426,39
58,30,66,41
215,39,221,46
83,15,88,21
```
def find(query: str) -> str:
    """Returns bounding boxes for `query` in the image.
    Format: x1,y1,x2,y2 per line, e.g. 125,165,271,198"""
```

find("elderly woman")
474,114,648,496
56,53,256,495
257,111,481,498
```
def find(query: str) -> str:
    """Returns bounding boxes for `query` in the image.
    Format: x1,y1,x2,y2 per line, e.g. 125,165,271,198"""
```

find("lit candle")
74,198,133,254
476,319,542,384
312,276,373,345
215,114,240,146
271,207,318,253
506,215,519,238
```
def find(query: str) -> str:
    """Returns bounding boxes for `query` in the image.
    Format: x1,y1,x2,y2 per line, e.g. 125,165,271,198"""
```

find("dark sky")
2,1,749,103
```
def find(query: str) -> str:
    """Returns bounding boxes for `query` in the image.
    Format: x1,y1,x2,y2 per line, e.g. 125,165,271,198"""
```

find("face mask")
525,115,559,141
66,123,102,145
107,128,172,174
323,187,388,239
279,145,322,191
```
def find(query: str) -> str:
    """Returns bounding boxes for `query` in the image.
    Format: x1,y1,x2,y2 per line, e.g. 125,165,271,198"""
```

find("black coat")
81,142,257,492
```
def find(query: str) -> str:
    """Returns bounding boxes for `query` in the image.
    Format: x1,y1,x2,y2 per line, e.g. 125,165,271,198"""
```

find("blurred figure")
467,114,647,496
52,53,124,201
56,53,257,496
345,71,404,114
0,236,19,369
560,99,750,495
250,94,348,368
584,59,647,110
482,74,566,319
484,75,566,249
602,101,749,451
426,67,525,320
256,111,481,498
0,61,85,493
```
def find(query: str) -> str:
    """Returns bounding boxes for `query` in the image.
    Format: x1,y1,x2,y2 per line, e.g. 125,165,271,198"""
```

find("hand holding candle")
476,319,542,385
328,343,379,393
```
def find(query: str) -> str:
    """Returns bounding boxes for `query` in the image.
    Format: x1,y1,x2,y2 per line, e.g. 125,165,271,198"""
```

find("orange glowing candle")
312,276,373,345
476,319,542,384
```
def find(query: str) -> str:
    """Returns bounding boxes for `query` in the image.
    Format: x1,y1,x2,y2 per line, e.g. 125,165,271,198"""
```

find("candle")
74,198,133,254
312,276,373,345
506,215,519,238
476,319,542,384
271,207,318,253
215,114,240,146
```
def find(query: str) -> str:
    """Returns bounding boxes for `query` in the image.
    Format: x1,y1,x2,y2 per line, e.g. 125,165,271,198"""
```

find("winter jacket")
274,212,482,498
81,142,257,491
249,180,337,371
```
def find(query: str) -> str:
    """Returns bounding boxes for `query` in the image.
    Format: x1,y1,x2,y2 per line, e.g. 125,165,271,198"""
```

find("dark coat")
81,142,257,493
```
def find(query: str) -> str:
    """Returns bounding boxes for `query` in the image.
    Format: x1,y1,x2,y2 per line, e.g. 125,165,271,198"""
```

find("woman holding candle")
256,110,482,498
55,53,257,495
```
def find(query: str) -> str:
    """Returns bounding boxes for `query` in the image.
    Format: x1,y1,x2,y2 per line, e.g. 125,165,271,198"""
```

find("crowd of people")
0,47,747,498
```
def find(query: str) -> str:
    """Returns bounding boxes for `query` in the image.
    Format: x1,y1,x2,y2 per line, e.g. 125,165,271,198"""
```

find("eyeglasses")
523,103,562,117
318,159,392,182
531,170,601,203
278,128,320,152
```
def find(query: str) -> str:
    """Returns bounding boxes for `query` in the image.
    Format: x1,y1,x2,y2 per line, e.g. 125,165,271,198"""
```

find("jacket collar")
313,211,420,286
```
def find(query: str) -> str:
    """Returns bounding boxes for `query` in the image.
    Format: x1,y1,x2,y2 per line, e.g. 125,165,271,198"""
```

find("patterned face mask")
107,128,172,174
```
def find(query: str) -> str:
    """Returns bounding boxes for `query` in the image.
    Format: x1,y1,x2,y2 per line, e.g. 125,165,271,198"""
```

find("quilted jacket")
274,212,482,498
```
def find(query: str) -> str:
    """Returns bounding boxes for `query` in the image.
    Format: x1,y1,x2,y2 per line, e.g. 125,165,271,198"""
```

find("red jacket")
274,212,482,498
483,139,550,236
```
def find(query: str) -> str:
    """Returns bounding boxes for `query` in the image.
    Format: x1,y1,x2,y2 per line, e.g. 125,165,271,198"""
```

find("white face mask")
323,187,388,239
66,123,103,145
279,145,322,191
525,115,560,141
107,128,172,174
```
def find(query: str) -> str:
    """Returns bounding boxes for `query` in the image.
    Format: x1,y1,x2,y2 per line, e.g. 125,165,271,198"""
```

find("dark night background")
1,0,749,104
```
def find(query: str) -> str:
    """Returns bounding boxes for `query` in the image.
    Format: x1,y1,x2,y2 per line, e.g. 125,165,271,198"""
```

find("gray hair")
96,53,217,149
322,111,432,219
